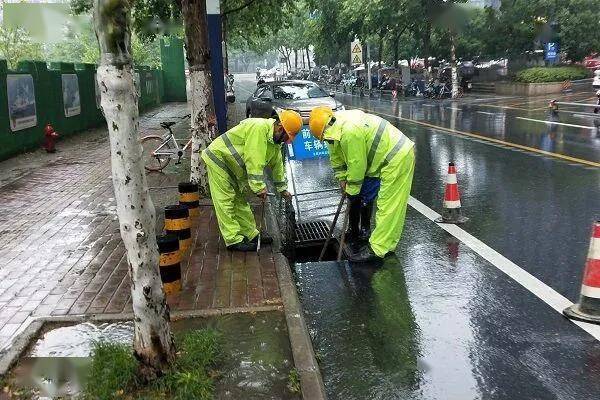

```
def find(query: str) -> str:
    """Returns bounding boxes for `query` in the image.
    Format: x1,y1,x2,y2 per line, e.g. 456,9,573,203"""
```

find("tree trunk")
302,50,306,69
450,31,459,99
182,0,214,195
294,49,298,71
93,0,175,380
378,33,383,68
423,21,431,69
306,47,311,69
394,36,399,69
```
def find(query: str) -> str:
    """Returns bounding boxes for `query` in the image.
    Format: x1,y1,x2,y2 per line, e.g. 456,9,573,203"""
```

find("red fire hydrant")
43,123,59,153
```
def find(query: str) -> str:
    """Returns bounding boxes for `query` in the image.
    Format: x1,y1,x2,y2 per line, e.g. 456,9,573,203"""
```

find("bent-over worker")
202,110,302,251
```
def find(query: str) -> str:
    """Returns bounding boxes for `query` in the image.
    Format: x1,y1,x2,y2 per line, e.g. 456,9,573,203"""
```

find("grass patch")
287,368,301,394
514,66,590,83
83,329,222,400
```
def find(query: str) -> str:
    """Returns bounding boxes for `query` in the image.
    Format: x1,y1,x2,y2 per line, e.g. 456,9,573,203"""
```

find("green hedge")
514,66,590,83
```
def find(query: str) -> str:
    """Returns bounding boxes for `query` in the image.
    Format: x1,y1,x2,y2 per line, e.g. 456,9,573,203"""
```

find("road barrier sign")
287,126,330,160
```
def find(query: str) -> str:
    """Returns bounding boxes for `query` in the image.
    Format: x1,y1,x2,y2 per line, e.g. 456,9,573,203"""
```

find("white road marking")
516,116,596,130
571,112,600,119
446,107,462,111
466,96,520,103
476,111,496,116
408,196,600,341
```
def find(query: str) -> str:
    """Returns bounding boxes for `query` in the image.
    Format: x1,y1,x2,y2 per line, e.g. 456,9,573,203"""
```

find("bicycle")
141,114,192,172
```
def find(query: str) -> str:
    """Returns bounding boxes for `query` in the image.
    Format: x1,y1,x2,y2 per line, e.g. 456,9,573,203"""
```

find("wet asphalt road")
234,74,600,399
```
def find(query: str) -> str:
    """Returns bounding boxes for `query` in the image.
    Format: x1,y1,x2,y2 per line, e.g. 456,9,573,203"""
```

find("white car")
593,69,600,89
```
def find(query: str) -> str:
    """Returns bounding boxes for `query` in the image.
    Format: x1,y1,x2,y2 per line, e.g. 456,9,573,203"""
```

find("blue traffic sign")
287,126,330,160
545,42,558,61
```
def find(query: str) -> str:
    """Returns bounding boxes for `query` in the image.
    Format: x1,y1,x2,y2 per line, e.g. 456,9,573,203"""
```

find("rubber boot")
346,196,362,250
360,201,374,242
227,238,257,252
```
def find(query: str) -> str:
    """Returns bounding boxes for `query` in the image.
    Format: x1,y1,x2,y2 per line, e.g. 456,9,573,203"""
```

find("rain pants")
325,110,415,257
201,118,287,246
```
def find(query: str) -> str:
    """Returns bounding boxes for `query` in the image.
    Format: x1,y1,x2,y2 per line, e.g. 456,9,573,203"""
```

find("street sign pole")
206,0,226,134
367,43,372,90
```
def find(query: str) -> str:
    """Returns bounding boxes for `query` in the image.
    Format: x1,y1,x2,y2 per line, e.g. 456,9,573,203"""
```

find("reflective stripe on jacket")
201,118,287,193
324,110,414,196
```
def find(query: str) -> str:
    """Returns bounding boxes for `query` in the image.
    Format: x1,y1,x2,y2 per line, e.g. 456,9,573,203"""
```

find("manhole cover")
294,220,330,246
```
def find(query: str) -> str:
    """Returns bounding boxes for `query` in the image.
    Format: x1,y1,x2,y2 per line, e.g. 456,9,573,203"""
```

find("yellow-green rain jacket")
201,118,287,193
324,110,414,196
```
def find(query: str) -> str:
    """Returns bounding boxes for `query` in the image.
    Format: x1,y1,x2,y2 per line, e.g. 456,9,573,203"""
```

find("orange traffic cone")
564,221,600,324
436,162,468,224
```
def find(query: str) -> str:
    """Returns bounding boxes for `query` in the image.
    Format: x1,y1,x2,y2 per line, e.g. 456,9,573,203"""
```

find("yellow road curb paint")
351,107,600,168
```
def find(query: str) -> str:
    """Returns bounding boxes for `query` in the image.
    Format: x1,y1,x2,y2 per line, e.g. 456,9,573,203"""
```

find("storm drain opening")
272,194,344,263
295,221,330,245
292,220,341,263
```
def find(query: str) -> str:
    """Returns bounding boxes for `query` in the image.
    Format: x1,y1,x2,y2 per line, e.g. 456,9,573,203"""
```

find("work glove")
280,190,292,199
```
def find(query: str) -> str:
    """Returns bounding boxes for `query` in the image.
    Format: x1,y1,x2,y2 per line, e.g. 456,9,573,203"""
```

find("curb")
264,186,327,400
274,253,327,400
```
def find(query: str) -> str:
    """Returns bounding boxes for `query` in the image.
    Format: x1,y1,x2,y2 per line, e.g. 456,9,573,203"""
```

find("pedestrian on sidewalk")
201,110,302,251
308,107,415,263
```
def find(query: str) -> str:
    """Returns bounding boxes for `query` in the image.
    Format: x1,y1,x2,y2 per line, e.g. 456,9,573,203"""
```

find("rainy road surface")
234,74,600,399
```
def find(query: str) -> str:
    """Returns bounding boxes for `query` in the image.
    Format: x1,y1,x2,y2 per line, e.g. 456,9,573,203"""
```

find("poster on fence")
94,73,101,109
62,74,81,117
7,74,37,132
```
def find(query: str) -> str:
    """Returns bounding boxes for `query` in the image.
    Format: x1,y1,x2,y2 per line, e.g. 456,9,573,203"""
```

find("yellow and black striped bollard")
157,234,181,295
178,182,200,220
164,204,191,252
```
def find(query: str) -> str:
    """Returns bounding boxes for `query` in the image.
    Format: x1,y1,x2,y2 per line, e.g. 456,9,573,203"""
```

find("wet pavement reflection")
233,75,600,398
296,211,600,399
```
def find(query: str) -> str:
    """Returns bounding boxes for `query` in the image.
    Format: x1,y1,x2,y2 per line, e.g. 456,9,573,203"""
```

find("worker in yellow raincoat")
201,110,302,251
309,107,415,262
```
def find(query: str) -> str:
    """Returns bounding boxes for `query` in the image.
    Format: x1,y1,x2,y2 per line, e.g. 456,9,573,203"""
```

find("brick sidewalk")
0,102,281,349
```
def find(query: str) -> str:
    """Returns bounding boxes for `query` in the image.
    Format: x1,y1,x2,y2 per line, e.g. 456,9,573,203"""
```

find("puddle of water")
19,312,298,400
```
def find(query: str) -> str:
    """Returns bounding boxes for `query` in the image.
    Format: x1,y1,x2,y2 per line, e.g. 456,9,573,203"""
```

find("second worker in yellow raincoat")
309,107,415,262
202,110,302,251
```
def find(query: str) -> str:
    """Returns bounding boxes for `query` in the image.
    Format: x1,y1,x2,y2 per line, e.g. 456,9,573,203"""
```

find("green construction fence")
0,60,167,161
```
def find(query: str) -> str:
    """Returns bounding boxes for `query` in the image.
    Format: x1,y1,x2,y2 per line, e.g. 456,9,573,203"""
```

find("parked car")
593,69,600,89
245,80,345,123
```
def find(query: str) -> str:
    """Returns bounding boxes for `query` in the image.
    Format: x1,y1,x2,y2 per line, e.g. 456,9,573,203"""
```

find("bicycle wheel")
141,135,171,172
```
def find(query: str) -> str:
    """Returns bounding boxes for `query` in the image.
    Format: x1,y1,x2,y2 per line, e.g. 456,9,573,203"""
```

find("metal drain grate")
294,220,330,246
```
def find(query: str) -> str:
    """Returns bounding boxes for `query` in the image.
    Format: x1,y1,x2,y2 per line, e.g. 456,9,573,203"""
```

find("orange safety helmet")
308,106,334,140
278,109,303,141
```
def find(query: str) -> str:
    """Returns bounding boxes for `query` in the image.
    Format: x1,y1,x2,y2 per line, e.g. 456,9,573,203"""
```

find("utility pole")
367,43,372,90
